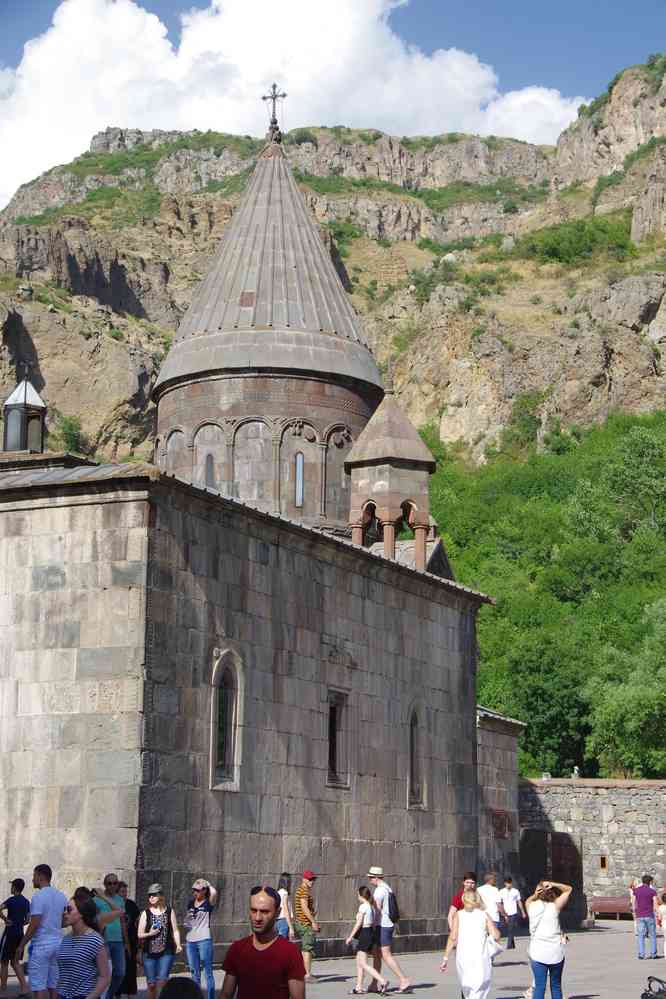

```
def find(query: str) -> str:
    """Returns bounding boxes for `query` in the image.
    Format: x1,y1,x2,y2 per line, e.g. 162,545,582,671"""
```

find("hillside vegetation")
424,411,666,778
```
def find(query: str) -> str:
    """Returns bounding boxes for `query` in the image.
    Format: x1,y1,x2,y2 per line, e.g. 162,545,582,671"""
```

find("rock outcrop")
555,67,666,185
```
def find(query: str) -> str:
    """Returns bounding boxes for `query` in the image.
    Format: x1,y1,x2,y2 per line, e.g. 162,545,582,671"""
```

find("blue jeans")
142,952,175,984
531,958,564,999
637,916,658,958
276,918,290,939
105,941,126,999
186,939,215,999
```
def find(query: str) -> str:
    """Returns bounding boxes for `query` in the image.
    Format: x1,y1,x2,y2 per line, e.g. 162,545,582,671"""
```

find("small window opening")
216,668,236,782
409,710,423,805
600,855,608,871
295,451,304,508
205,452,216,489
327,690,348,786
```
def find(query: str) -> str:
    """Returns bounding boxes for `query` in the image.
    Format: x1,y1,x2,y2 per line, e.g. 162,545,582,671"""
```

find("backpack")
388,891,400,923
642,977,666,998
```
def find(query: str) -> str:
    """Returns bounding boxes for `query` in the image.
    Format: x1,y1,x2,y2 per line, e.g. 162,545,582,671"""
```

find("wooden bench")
589,895,633,919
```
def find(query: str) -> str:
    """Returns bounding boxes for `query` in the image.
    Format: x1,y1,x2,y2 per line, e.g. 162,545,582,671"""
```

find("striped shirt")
293,883,315,926
57,930,105,999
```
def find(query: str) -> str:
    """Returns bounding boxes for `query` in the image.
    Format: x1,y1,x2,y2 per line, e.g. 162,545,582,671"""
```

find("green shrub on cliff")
425,411,666,777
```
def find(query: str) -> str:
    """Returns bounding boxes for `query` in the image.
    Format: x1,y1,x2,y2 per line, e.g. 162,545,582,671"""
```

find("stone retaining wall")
520,779,666,910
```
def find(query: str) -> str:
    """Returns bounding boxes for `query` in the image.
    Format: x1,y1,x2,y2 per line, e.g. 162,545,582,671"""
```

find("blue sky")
2,0,664,99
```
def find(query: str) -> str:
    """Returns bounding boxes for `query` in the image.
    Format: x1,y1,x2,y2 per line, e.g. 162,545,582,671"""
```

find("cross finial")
262,83,287,142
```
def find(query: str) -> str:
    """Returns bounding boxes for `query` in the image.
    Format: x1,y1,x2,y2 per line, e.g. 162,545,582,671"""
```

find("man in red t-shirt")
447,871,477,930
221,886,305,998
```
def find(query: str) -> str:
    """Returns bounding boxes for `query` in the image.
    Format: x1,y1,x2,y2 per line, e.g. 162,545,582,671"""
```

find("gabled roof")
153,141,382,394
345,390,436,469
4,379,46,409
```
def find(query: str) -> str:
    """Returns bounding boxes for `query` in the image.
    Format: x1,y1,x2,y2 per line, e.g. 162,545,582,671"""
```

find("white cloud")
0,0,587,208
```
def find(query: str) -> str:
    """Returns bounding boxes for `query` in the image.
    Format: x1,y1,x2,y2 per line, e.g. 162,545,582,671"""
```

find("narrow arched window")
409,710,423,805
205,452,216,488
215,667,236,782
294,451,304,508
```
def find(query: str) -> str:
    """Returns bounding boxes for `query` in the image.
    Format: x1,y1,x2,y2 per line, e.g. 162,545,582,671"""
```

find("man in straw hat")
367,866,411,993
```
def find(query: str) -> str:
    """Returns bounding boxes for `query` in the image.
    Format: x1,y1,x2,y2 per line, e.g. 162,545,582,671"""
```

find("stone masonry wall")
139,479,482,956
0,483,148,892
477,714,523,880
520,779,666,905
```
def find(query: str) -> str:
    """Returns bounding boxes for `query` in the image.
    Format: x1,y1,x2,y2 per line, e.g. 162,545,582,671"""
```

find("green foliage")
205,169,252,196
292,170,548,214
592,136,666,207
417,236,476,255
496,391,546,456
514,212,636,265
401,135,444,153
51,414,87,454
326,218,362,257
64,131,263,180
14,185,162,229
322,125,382,145
408,257,458,306
392,318,425,355
586,598,666,776
284,128,319,147
643,53,666,91
427,410,666,776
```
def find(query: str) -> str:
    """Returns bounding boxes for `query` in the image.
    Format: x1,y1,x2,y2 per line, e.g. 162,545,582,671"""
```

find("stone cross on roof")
262,82,287,142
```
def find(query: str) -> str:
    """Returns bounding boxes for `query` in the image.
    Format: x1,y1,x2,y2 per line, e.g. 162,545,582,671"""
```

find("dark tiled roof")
154,142,382,394
345,392,436,469
0,460,492,604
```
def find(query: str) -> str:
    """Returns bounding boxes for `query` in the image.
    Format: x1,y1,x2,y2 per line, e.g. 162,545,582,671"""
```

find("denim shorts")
142,952,175,983
379,926,395,947
276,918,290,939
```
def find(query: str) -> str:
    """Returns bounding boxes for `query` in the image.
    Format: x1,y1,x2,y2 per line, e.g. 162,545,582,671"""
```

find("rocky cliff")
2,55,666,461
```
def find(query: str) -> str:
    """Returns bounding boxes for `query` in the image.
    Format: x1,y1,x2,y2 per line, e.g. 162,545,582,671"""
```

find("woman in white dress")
440,890,501,999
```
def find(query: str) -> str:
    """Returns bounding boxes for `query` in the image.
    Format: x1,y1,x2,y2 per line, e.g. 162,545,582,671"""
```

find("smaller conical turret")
345,386,436,570
3,379,47,453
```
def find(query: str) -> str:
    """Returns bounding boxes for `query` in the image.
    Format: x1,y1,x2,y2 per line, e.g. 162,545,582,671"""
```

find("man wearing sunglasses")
94,874,129,999
221,886,305,998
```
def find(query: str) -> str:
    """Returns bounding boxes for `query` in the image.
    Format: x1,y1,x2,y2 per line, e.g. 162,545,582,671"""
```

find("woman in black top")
137,884,182,999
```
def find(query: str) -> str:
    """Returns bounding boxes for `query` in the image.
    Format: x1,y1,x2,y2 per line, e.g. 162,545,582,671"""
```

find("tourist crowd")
1,861,662,998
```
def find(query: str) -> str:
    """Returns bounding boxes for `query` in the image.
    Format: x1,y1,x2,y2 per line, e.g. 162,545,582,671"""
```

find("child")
0,878,30,997
345,886,388,995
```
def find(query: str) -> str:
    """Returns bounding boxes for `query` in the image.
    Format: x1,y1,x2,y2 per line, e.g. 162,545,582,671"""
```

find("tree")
585,599,666,777
603,427,666,532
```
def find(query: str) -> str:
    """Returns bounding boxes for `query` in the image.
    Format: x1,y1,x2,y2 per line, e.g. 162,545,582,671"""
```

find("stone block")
84,750,141,785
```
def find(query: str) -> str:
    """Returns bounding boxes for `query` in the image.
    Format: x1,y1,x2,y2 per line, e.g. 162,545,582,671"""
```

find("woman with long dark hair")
56,897,110,999
345,886,388,995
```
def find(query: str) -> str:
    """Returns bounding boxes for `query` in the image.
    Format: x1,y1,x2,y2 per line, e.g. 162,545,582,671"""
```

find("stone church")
0,107,522,954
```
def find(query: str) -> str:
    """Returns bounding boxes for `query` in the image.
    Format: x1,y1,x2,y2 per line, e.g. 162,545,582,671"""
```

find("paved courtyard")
304,922,662,998
2,921,662,997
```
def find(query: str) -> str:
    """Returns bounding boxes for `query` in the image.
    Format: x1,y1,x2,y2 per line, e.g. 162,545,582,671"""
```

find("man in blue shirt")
0,878,30,995
94,873,129,998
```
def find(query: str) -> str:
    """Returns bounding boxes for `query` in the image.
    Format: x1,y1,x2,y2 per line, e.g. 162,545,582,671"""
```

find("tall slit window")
327,690,349,786
409,710,423,805
295,452,304,508
205,452,216,489
215,667,236,782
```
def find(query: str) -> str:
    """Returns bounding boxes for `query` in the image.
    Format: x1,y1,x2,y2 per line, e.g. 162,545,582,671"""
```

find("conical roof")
345,390,436,469
154,142,382,394
4,380,46,408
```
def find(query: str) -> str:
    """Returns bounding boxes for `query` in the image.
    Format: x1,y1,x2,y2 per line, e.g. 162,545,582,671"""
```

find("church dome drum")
152,100,383,528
